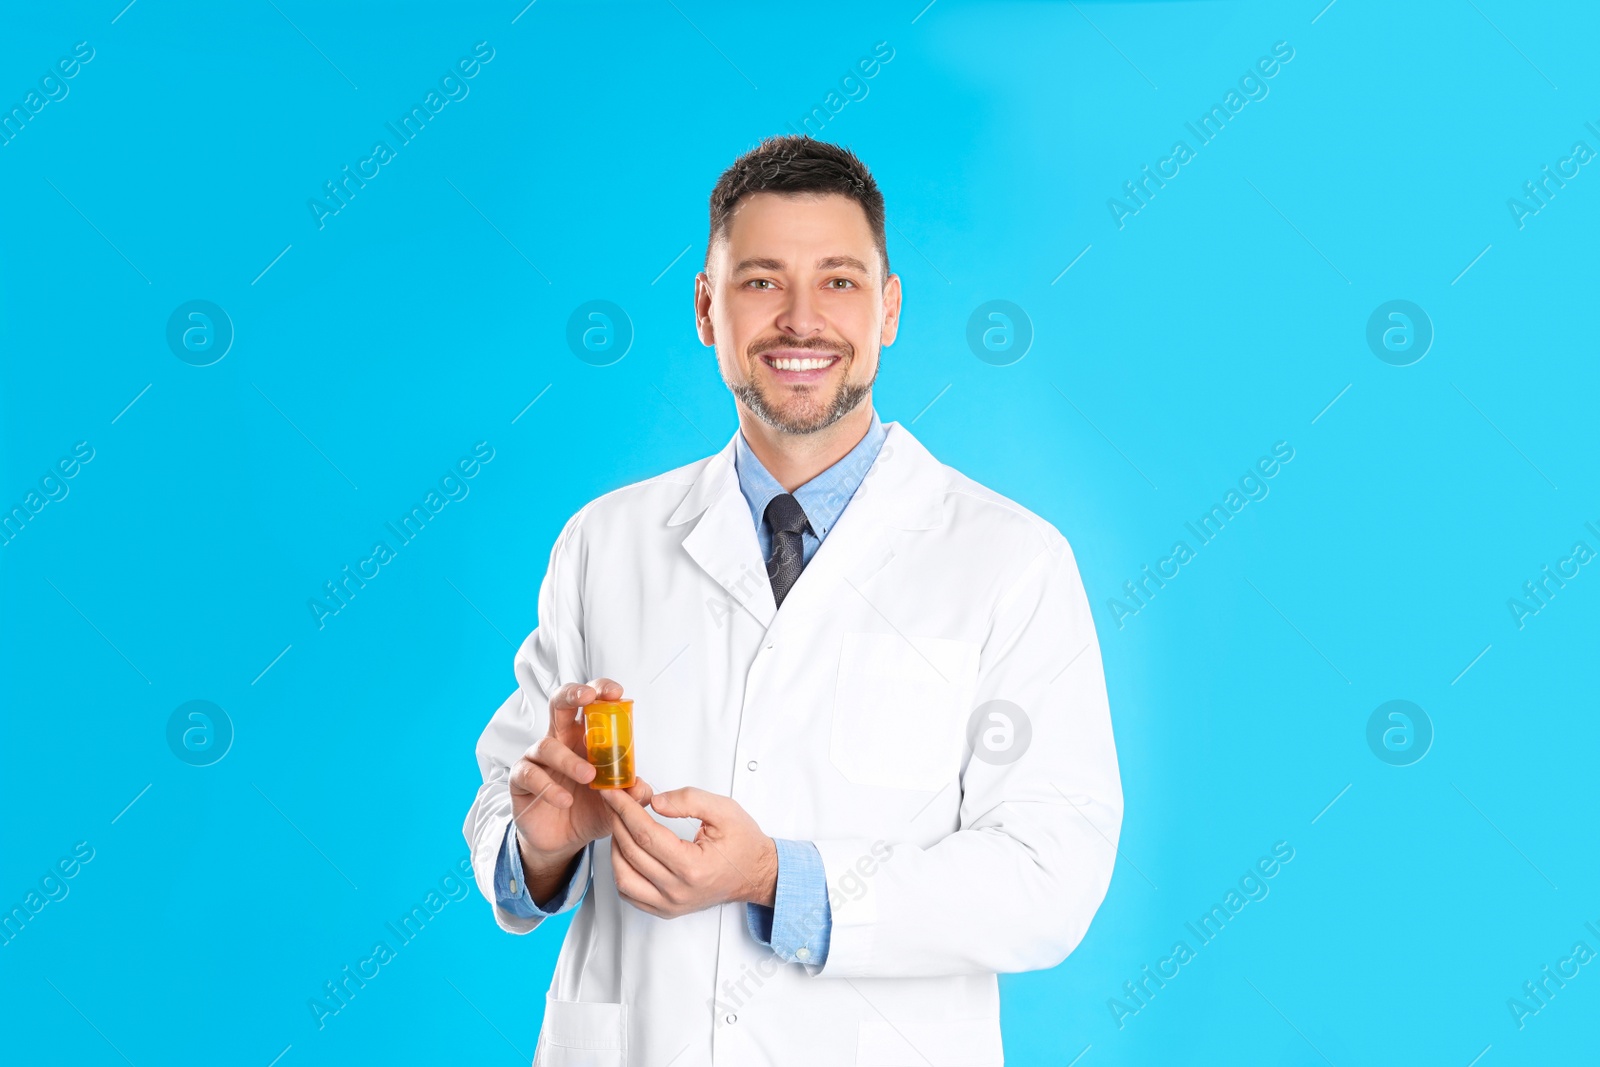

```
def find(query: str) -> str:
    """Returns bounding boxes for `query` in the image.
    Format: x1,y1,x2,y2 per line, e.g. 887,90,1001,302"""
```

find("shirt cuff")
494,822,592,919
744,838,831,966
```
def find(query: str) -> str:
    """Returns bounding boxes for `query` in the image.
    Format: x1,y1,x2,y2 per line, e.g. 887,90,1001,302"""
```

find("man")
463,136,1122,1066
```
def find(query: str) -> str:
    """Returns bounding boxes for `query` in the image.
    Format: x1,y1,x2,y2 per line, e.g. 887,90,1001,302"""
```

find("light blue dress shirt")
494,409,890,968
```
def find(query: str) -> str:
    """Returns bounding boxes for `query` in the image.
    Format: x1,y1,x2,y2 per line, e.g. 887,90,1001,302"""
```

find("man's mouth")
759,350,843,383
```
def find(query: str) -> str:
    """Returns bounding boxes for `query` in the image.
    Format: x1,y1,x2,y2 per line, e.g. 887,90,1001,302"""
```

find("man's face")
696,192,901,435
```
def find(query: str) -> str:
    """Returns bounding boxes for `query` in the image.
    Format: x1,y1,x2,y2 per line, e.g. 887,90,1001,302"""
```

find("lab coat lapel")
770,421,945,633
668,421,945,636
671,441,775,631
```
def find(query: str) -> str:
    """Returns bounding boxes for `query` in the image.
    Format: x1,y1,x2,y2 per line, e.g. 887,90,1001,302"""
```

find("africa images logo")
1106,41,1295,230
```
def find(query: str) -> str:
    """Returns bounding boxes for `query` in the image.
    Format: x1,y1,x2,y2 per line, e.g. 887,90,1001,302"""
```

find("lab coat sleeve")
462,509,591,935
810,535,1124,978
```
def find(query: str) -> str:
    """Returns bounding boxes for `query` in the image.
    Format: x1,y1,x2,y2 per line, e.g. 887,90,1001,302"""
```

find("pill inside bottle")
582,699,635,790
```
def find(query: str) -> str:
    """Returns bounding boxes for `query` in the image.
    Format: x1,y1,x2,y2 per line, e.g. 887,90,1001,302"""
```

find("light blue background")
3,1,1597,1064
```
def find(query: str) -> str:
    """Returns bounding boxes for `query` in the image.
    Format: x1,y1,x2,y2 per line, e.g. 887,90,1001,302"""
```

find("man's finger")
601,789,692,874
551,677,625,715
648,786,723,823
545,681,602,737
551,681,589,711
546,683,585,731
548,680,626,753
610,841,671,915
532,735,595,787
605,806,678,889
509,757,571,809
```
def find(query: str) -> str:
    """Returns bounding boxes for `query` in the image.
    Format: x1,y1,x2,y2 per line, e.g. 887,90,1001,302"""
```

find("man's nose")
774,285,826,337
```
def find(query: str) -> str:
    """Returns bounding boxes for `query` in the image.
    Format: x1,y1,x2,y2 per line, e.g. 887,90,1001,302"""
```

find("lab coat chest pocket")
830,631,980,792
534,996,627,1066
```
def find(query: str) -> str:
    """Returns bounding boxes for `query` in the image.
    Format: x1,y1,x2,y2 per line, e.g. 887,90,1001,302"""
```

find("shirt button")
796,947,810,961
509,879,518,893
747,760,758,771
725,1013,737,1025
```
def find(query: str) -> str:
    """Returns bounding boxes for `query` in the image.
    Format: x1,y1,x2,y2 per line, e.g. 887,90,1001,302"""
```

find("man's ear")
880,273,903,347
694,272,716,346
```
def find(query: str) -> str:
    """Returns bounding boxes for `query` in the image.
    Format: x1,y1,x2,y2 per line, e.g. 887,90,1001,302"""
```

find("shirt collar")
733,408,886,538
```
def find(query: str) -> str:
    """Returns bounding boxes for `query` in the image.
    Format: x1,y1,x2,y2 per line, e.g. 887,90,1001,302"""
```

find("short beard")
728,353,876,435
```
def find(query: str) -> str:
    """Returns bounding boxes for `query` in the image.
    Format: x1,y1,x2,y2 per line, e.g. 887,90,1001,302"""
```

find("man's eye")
747,279,774,290
828,278,856,289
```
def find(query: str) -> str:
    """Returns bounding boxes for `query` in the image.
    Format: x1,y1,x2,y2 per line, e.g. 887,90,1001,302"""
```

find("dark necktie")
764,493,810,609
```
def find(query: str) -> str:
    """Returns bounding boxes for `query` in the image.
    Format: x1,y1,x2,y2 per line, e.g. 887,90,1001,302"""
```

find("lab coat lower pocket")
830,631,981,792
534,995,627,1067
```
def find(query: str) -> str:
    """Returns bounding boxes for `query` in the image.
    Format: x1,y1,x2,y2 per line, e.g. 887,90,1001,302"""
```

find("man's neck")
738,401,873,494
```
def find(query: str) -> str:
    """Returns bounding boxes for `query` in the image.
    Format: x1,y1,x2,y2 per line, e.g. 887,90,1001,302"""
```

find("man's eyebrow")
731,255,872,274
816,255,870,273
732,257,786,274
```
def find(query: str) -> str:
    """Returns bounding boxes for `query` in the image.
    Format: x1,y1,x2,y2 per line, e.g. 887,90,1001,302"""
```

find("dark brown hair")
706,135,889,282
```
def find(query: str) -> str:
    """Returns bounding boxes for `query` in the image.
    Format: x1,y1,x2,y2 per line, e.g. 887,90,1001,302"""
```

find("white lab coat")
463,419,1122,1066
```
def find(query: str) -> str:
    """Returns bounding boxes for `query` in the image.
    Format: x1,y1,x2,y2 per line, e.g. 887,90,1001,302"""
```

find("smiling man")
463,136,1123,1066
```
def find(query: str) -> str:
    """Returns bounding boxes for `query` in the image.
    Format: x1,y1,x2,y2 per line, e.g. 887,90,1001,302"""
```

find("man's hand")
601,786,779,918
509,678,652,904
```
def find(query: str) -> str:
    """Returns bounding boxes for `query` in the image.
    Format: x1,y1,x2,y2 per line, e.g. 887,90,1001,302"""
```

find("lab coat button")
726,1013,737,1024
747,760,758,771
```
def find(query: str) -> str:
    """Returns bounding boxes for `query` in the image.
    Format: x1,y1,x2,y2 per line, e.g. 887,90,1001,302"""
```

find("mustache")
749,337,852,359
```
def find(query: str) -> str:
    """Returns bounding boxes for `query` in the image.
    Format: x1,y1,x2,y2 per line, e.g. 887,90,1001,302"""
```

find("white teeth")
770,357,835,371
